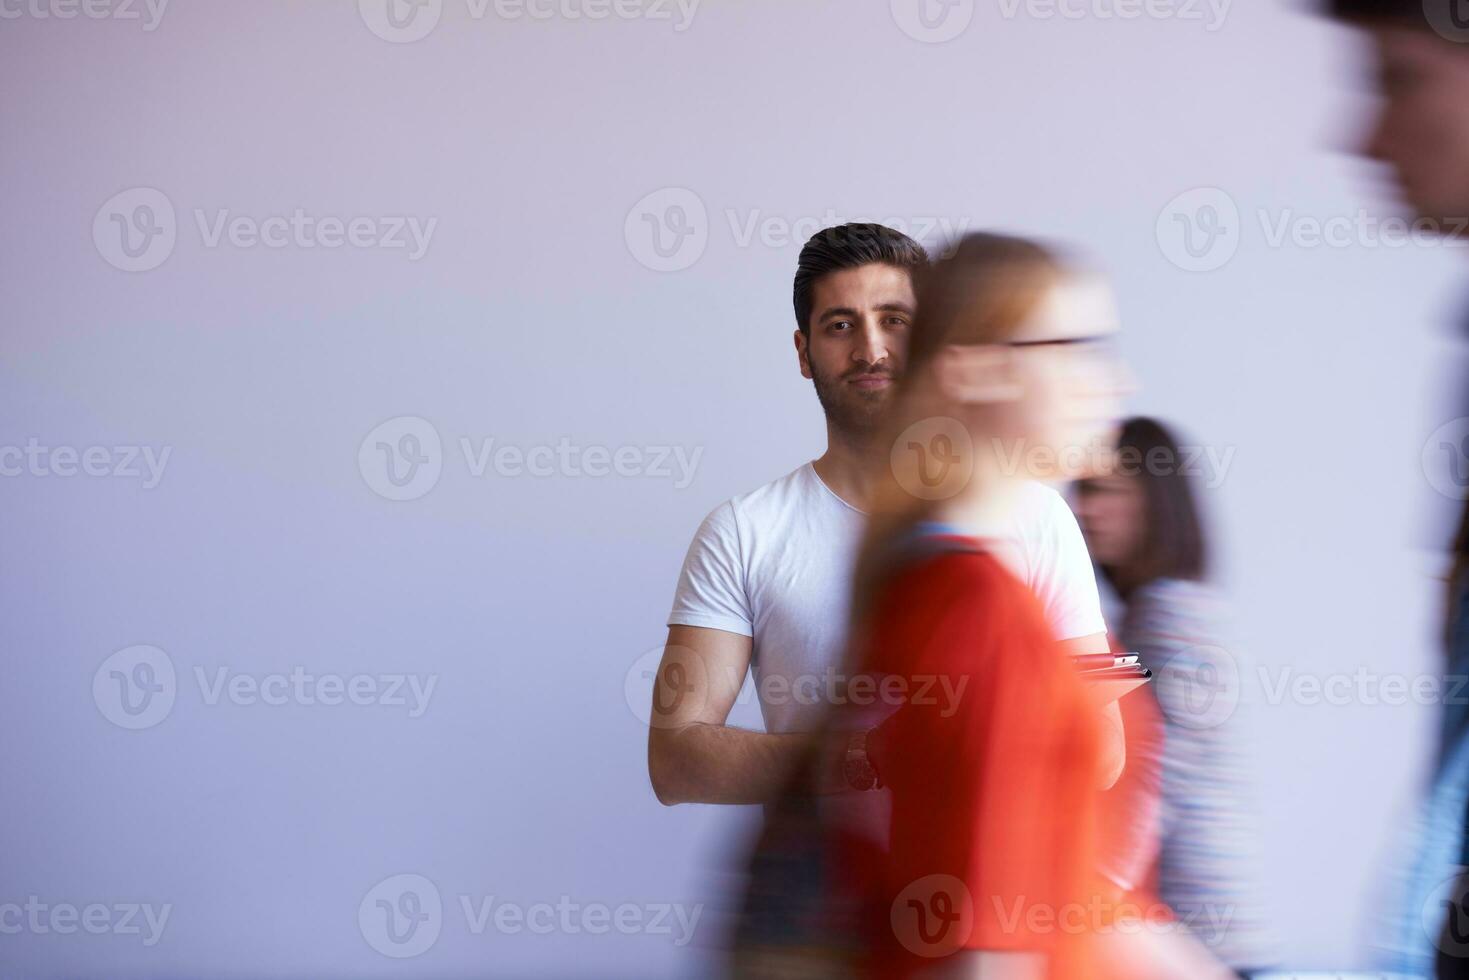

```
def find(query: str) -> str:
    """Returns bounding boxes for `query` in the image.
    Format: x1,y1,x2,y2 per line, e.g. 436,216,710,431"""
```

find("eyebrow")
817,302,915,323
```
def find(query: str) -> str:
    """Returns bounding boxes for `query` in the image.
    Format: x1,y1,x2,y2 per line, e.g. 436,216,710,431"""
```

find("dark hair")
792,223,928,336
1078,416,1209,597
1323,0,1434,21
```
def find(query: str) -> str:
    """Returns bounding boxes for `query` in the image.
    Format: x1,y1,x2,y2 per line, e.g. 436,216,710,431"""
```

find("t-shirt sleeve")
666,501,754,637
1030,487,1108,641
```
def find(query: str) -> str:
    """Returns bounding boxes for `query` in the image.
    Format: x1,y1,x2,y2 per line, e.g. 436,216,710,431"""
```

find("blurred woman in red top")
846,232,1116,979
730,234,1232,979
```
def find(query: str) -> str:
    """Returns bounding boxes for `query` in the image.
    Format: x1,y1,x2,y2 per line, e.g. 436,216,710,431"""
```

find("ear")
794,329,813,380
933,344,1021,405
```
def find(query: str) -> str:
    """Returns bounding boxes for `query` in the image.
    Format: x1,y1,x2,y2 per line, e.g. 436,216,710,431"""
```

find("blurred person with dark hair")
1321,2,1469,974
647,223,1125,811
731,235,1229,979
1075,418,1279,976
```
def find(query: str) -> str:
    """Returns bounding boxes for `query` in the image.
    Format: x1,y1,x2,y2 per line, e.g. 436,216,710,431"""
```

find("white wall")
1,1,1463,975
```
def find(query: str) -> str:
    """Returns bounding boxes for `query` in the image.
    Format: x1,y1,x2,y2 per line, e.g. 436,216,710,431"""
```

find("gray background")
2,0,1464,975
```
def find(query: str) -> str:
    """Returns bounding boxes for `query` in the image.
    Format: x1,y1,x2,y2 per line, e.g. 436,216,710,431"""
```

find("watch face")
845,755,876,792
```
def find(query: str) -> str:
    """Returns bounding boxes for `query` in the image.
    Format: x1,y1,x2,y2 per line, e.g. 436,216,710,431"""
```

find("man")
646,222,1120,806
1321,4,1469,975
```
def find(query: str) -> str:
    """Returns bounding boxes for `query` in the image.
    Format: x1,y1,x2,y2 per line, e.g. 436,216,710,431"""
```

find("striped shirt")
1121,577,1278,969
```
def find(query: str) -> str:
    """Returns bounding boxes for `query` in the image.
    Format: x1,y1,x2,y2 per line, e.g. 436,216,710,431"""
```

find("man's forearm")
648,722,822,805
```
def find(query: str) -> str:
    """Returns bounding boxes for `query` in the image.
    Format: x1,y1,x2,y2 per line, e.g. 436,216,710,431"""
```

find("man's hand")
646,625,818,805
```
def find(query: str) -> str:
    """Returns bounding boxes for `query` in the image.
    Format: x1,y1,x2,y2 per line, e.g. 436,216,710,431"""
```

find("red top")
849,545,1134,979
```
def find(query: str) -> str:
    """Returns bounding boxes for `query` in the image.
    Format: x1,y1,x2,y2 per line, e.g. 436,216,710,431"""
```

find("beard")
809,361,896,446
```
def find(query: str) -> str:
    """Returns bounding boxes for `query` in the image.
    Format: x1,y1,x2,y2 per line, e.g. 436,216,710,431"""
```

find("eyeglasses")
1006,333,1115,351
1006,334,1124,377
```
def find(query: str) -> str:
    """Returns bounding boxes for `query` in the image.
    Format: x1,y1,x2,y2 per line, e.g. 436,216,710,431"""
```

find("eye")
830,320,853,333
885,315,909,329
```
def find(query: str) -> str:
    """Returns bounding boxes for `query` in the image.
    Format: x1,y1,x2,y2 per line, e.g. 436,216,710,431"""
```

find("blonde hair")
849,232,1067,629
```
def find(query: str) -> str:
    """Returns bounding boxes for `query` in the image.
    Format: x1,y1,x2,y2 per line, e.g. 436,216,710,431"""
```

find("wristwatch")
843,730,881,792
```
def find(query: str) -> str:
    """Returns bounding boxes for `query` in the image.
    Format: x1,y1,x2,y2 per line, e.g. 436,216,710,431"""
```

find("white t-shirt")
667,462,1108,734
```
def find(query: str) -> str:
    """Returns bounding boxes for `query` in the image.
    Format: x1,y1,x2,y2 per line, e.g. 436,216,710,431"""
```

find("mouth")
848,374,894,390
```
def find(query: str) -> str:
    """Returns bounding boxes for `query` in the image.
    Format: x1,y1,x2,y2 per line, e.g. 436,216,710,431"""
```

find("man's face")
795,263,916,440
1363,25,1469,224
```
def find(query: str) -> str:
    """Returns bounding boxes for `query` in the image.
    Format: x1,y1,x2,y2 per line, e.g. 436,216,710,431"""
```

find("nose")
1073,494,1098,530
853,319,889,368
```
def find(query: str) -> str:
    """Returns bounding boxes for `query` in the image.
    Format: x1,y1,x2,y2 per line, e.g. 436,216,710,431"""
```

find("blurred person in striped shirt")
1075,417,1279,977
